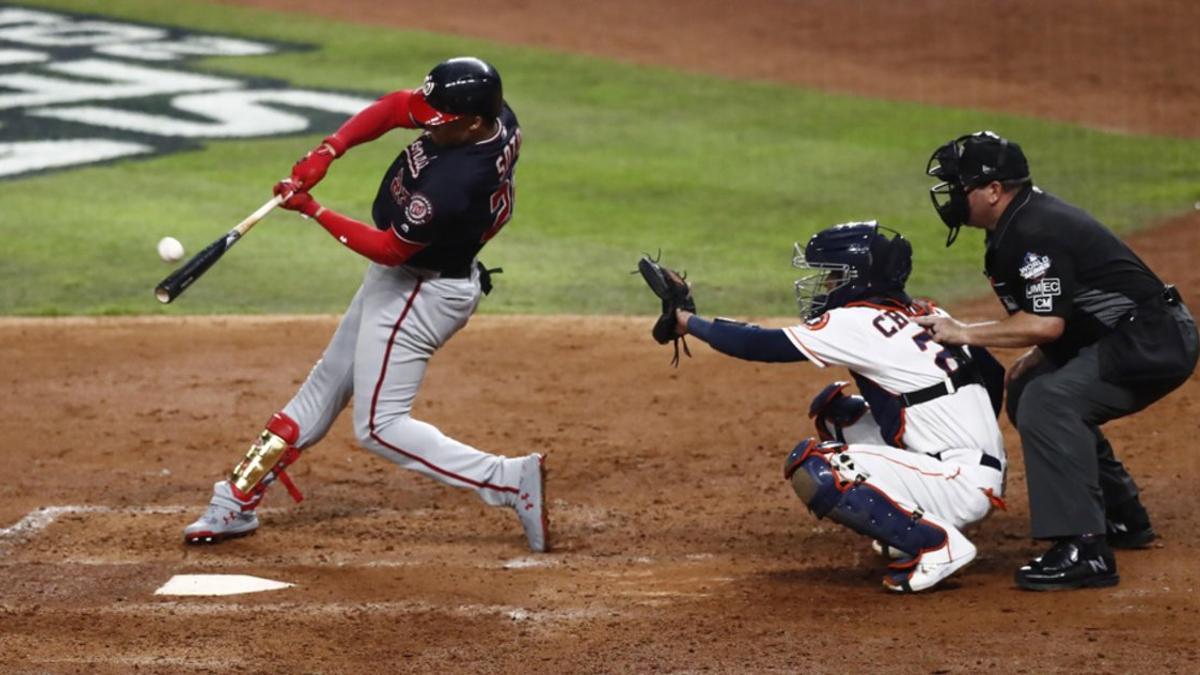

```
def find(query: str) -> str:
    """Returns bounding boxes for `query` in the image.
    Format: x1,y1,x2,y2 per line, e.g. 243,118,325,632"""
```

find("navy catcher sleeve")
687,316,807,363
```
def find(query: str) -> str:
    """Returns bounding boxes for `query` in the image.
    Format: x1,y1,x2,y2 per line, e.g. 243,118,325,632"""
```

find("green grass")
4,0,1199,316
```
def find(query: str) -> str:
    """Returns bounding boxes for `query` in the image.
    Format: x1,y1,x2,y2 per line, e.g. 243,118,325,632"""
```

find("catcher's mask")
793,221,912,320
926,130,1029,246
409,56,503,127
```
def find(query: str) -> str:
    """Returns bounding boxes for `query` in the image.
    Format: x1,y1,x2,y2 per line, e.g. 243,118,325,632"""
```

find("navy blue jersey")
372,103,520,275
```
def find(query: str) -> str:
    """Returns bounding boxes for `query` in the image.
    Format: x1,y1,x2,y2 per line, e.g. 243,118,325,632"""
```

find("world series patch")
1018,252,1052,280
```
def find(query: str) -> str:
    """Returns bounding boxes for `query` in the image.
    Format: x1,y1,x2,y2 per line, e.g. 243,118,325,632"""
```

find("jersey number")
873,310,959,375
483,178,514,242
912,331,960,375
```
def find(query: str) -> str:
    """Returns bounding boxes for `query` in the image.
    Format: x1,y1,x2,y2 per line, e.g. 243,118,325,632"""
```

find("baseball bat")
154,194,285,304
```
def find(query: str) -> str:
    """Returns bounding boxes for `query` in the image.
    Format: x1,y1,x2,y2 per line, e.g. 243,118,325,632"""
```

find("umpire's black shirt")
984,184,1163,365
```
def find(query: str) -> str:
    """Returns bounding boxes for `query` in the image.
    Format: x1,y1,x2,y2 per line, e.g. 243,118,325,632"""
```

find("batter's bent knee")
353,417,378,447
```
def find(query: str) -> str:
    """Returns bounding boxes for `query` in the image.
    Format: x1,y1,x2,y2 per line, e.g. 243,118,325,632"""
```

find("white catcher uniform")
681,220,1003,591
784,302,1006,529
685,294,1005,592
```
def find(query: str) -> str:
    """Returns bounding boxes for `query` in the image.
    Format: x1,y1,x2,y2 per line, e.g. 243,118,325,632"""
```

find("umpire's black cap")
928,130,1030,187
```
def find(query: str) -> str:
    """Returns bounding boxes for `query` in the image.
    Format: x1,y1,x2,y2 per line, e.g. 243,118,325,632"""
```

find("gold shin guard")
231,429,290,496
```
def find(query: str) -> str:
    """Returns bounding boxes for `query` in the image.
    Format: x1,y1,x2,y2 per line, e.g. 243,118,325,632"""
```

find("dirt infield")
4,1,1200,672
2,293,1199,672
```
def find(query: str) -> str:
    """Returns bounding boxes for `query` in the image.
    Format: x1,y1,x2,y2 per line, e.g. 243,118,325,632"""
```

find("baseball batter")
183,57,548,552
665,222,1006,592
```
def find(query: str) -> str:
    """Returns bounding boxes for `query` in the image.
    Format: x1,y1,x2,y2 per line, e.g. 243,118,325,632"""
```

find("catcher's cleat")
183,480,260,545
882,526,977,593
514,453,549,553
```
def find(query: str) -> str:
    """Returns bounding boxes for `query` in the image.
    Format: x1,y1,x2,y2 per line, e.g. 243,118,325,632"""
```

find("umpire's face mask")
929,180,970,246
926,140,970,246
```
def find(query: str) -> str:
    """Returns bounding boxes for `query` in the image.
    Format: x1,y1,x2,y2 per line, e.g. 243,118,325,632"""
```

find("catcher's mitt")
637,253,696,366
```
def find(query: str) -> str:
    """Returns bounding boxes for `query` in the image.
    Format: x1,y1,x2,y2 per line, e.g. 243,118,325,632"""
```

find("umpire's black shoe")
1106,498,1156,549
1015,535,1119,591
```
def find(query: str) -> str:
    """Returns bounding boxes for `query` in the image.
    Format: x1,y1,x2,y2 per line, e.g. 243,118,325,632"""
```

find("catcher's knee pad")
784,443,947,558
230,412,304,504
809,381,868,442
783,437,846,517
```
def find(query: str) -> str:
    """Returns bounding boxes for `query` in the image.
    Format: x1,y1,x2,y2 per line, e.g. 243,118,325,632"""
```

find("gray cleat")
183,480,259,544
514,453,549,552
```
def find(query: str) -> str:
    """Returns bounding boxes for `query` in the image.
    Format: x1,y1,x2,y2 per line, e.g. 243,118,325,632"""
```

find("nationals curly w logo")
0,4,374,179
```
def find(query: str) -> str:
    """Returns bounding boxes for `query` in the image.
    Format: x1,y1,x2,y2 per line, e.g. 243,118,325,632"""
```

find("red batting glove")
274,180,323,218
288,140,339,190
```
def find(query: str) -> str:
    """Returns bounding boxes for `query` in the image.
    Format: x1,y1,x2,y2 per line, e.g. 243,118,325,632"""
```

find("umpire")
914,131,1198,591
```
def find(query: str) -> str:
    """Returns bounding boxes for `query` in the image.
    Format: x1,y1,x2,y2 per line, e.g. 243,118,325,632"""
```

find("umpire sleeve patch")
1025,277,1061,313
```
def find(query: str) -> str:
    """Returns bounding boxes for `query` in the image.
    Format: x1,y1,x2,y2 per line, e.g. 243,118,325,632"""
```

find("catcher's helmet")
409,57,503,127
926,130,1030,246
793,221,913,320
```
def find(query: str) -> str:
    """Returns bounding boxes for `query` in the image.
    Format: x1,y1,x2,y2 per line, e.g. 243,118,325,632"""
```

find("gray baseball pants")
279,262,525,507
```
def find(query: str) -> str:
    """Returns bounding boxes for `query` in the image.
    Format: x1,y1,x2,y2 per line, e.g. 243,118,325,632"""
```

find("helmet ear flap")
872,231,912,290
888,235,913,286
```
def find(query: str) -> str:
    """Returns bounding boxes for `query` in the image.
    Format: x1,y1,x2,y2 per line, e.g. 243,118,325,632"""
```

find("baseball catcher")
643,222,1007,593
638,254,696,365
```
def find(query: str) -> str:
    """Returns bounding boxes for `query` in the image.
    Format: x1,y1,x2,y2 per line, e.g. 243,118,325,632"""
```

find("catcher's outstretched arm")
682,313,807,363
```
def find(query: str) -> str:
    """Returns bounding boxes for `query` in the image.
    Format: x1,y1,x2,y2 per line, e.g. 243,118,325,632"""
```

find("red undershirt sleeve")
324,90,420,155
312,207,425,266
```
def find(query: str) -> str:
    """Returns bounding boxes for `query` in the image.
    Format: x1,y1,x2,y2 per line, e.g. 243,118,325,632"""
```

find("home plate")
155,574,294,596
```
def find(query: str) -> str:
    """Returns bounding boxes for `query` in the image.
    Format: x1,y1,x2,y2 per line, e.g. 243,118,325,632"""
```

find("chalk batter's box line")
0,504,193,556
0,503,568,570
0,504,716,575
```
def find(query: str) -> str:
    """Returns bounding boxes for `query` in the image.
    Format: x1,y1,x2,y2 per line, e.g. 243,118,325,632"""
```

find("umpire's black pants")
1006,303,1198,539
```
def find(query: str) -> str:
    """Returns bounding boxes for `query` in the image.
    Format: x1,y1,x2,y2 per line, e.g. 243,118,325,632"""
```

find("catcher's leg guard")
783,439,975,591
808,382,868,443
783,438,848,515
230,412,305,505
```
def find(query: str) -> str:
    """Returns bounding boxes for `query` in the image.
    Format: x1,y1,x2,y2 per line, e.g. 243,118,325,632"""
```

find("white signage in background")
31,89,372,138
0,58,243,110
0,138,155,175
0,5,375,179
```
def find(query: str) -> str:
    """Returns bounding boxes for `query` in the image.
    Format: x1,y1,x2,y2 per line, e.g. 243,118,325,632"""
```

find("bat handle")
233,193,286,236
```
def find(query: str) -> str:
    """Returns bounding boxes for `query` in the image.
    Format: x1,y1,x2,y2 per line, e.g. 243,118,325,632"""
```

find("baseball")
157,236,185,263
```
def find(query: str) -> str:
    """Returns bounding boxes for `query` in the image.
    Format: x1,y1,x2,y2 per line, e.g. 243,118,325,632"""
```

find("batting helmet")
792,221,913,319
409,57,503,127
926,130,1030,245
